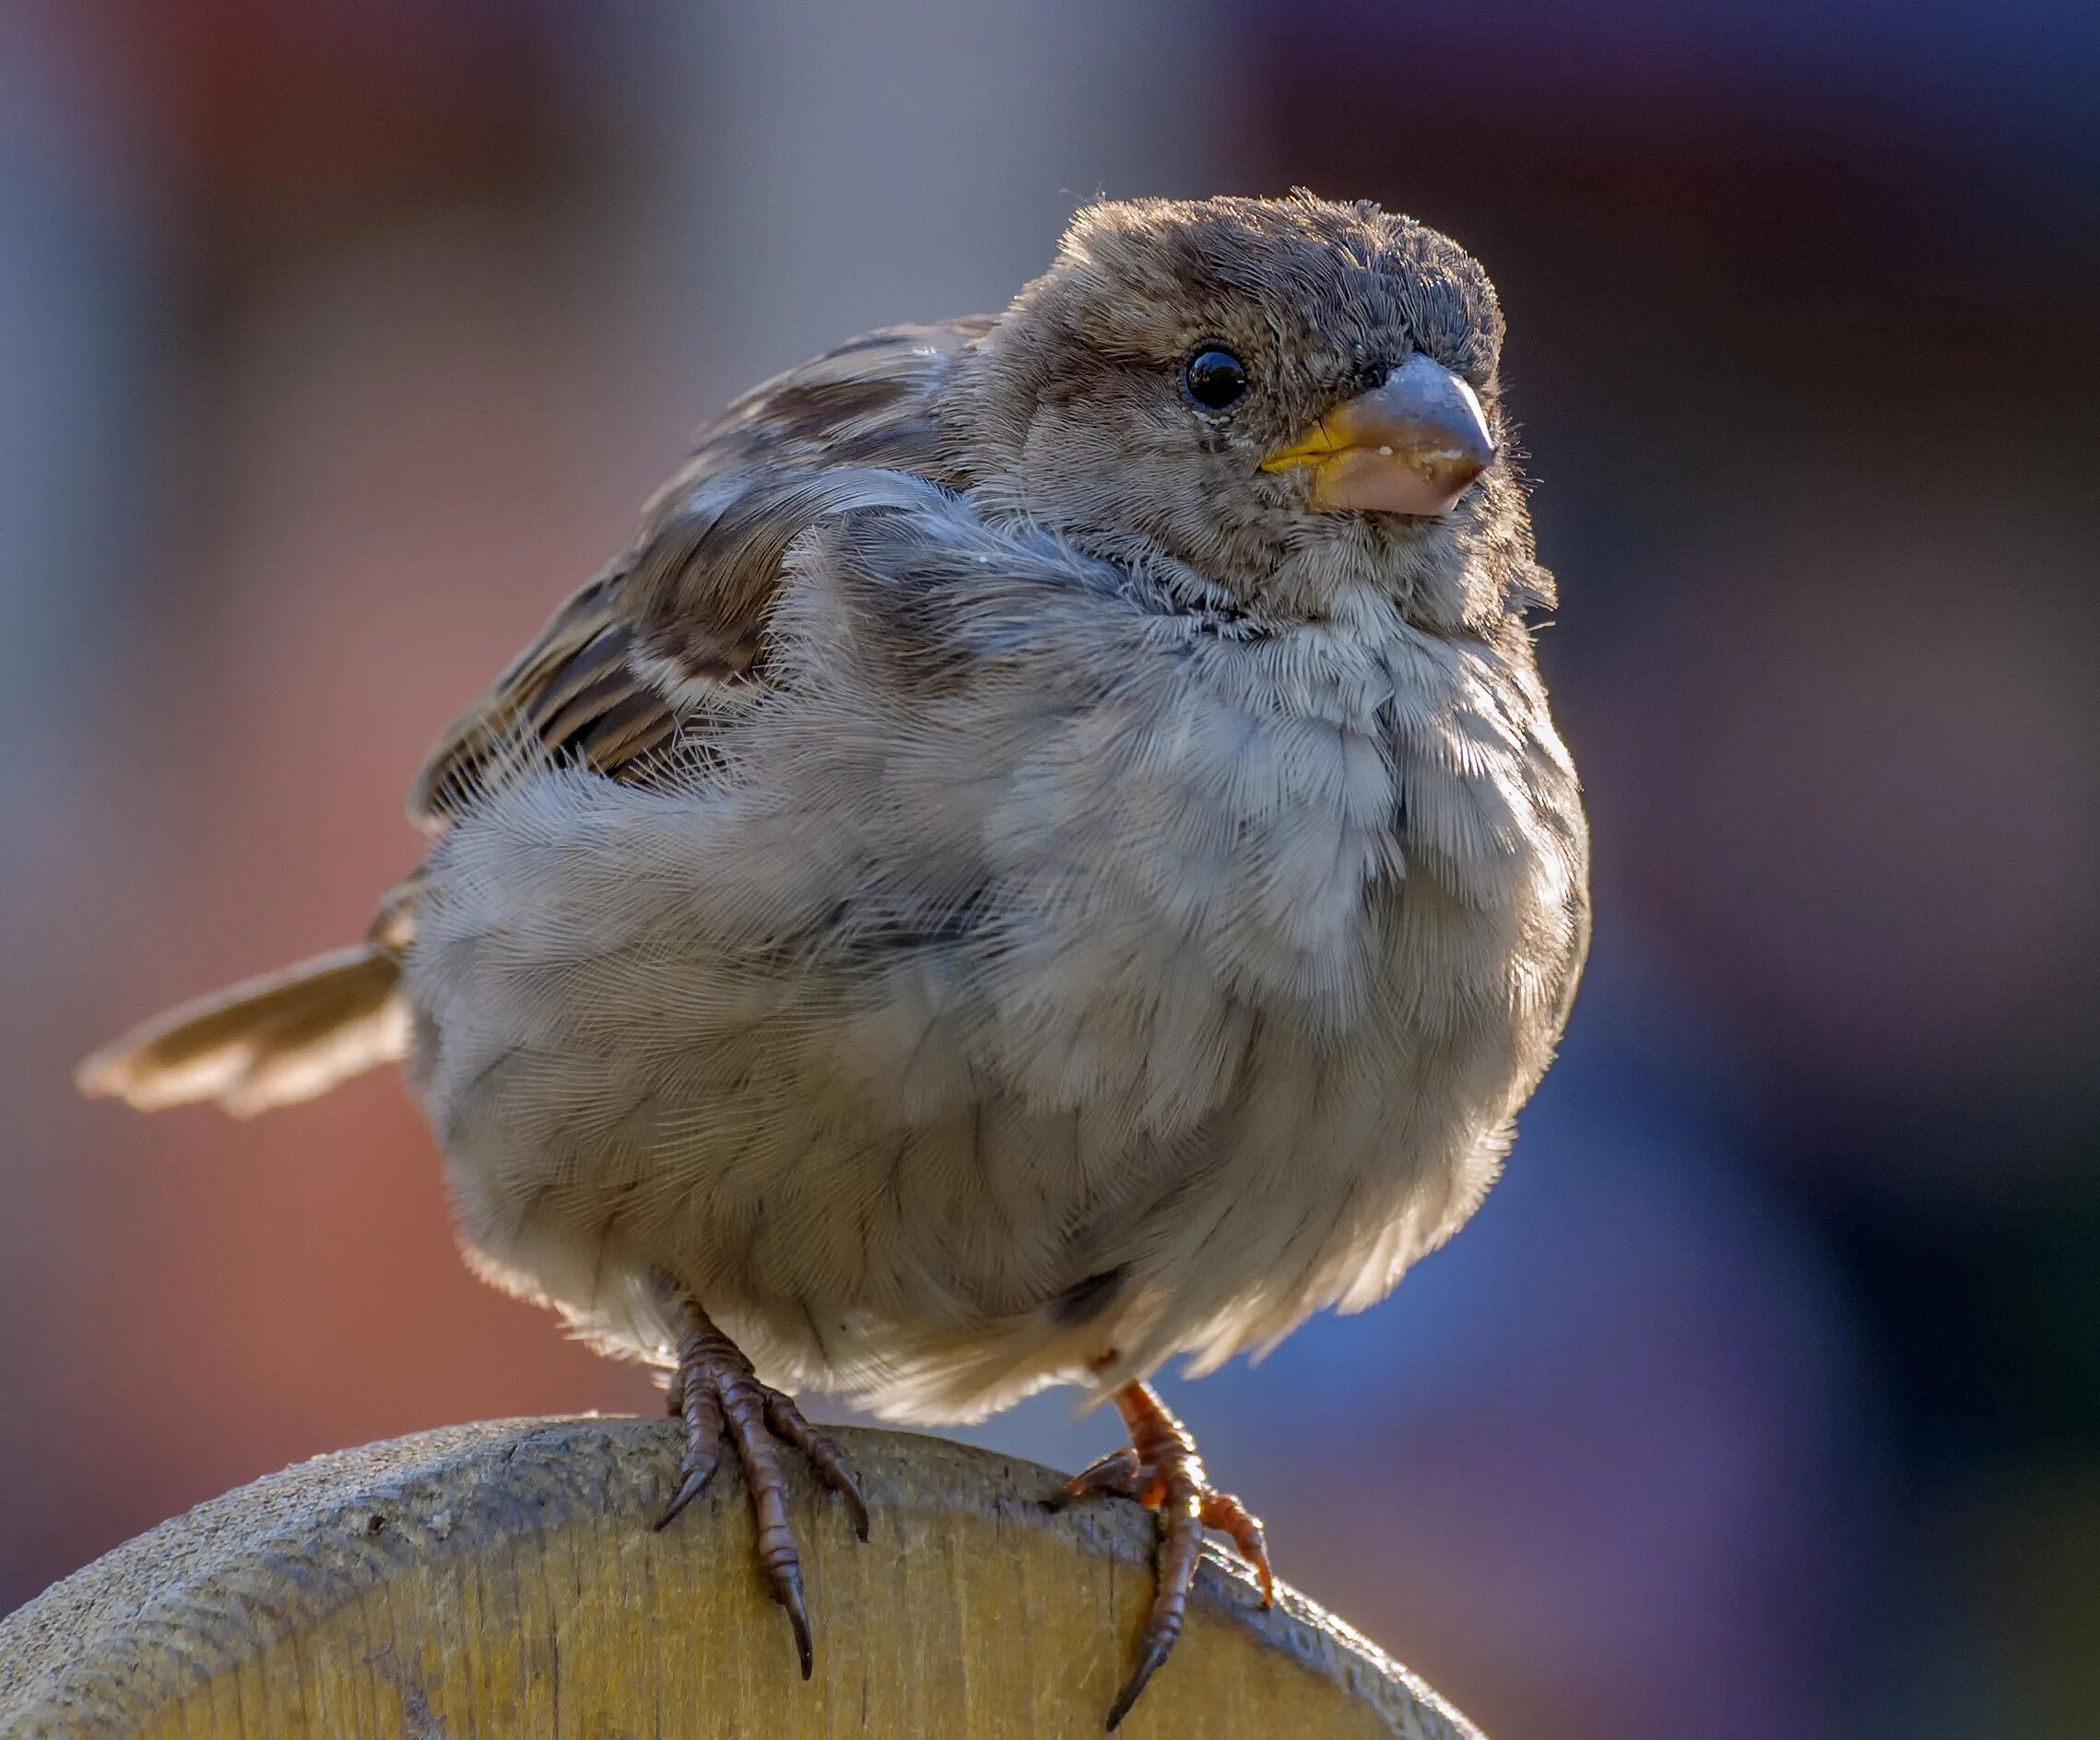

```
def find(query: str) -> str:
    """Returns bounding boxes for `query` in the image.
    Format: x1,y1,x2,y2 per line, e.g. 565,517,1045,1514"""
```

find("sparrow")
79,192,1589,1727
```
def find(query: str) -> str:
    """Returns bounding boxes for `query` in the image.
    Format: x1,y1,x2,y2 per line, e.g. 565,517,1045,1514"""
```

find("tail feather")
77,944,408,1118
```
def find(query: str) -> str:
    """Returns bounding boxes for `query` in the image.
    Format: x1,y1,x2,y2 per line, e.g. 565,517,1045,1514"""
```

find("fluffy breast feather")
405,488,1587,1418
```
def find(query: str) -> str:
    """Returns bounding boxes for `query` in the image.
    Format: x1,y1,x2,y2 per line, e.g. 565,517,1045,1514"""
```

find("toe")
761,1390,872,1542
1105,1628,1174,1732
1198,1490,1273,1605
1050,1445,1144,1510
1109,1492,1204,1729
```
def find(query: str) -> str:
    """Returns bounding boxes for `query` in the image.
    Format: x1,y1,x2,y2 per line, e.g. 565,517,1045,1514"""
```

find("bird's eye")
1183,348,1249,412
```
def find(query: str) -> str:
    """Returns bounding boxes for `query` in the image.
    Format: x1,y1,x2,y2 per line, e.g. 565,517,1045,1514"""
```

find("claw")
776,1560,814,1680
655,1459,717,1531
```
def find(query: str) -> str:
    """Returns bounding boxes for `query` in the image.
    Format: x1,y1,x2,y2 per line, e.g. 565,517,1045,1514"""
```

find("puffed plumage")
81,190,1589,1711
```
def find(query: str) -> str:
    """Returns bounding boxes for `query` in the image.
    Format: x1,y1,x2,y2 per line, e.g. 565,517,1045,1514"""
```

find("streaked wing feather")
407,317,988,834
409,573,624,824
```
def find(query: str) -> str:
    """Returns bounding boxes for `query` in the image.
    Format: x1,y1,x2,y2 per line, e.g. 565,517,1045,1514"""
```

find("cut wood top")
0,1417,1481,1739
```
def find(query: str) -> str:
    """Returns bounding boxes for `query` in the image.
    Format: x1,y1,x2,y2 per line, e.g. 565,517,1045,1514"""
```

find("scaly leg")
653,1276,869,1678
1050,1381,1273,1729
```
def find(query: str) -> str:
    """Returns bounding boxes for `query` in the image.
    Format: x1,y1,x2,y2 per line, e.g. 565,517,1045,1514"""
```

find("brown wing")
407,317,992,830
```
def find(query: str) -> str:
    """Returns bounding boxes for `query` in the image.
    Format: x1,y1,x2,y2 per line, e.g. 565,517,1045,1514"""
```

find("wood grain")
0,1417,1481,1738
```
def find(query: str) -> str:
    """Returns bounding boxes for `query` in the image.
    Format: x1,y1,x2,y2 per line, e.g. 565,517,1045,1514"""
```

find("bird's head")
948,192,1550,630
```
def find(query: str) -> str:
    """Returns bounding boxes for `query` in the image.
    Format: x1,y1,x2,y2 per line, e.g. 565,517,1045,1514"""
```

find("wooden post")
0,1417,1481,1738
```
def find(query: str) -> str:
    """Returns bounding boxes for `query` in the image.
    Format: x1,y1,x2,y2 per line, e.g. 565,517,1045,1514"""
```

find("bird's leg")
1050,1379,1273,1729
651,1274,870,1679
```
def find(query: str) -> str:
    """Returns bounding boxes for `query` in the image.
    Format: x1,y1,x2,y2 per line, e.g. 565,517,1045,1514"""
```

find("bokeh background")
4,3,2095,1736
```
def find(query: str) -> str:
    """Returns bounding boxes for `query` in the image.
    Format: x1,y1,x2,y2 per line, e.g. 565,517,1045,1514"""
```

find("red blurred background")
3,5,2094,1736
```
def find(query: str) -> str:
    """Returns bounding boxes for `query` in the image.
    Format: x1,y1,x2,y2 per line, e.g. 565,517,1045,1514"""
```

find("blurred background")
2,2,2094,1735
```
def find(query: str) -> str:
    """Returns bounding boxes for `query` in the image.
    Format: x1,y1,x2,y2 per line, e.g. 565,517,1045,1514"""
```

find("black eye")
1183,347,1249,412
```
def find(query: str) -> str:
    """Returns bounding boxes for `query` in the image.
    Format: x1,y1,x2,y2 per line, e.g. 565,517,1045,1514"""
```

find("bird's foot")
653,1278,869,1678
1049,1381,1273,1729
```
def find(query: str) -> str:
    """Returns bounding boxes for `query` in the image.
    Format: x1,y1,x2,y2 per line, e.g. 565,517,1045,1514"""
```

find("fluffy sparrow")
81,192,1590,1726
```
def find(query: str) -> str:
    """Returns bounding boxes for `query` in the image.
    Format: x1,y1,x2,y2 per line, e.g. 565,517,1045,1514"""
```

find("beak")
1259,354,1494,516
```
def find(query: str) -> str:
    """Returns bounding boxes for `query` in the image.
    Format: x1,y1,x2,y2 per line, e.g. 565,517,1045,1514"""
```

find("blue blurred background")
3,4,2094,1736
